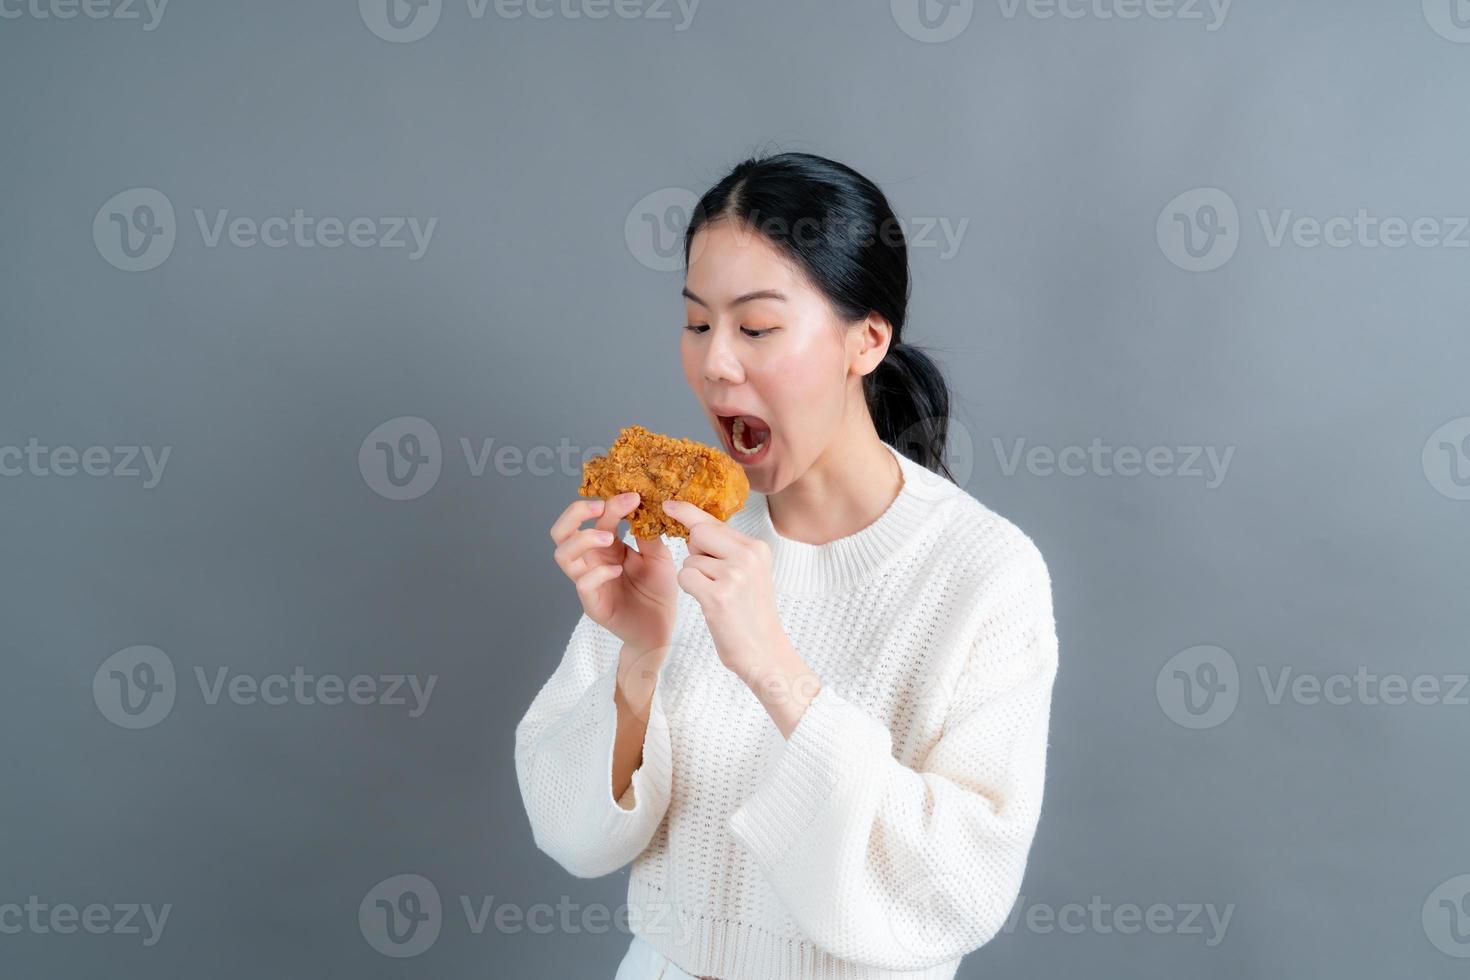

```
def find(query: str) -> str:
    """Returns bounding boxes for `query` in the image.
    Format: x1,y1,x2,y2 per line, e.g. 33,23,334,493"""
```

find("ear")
849,313,893,378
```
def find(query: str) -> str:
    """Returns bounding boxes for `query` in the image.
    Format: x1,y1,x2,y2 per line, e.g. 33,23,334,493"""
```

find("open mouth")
717,415,772,461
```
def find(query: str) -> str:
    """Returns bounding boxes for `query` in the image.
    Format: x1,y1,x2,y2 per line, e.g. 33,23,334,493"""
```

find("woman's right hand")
550,492,678,657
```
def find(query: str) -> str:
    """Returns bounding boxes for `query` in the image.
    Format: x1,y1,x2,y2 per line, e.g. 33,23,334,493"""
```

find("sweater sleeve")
725,540,1058,971
514,608,675,879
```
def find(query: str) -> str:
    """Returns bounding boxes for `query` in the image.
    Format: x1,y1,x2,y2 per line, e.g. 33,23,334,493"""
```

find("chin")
742,469,772,494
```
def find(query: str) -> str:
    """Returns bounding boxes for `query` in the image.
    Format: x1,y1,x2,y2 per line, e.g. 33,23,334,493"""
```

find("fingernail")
621,492,639,503
661,499,673,511
597,531,614,543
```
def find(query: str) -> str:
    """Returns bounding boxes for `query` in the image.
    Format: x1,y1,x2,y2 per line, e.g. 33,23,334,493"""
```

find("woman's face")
681,219,873,495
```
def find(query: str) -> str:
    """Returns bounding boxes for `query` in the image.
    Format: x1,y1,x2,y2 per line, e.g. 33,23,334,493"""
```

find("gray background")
2,0,1468,976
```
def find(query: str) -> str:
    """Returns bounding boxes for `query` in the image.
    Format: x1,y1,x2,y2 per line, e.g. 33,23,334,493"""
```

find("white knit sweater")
514,440,1059,980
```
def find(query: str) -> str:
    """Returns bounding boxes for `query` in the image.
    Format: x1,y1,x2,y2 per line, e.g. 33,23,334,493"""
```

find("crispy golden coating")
580,424,750,539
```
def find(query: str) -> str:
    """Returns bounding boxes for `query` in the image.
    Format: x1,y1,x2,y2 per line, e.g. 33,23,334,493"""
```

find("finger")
634,531,671,563
596,491,642,535
554,527,619,576
660,498,717,529
676,563,714,599
662,500,740,558
680,554,721,581
550,498,607,546
575,561,624,601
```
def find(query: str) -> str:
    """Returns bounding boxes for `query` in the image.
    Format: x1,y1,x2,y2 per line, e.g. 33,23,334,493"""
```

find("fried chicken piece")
580,424,750,539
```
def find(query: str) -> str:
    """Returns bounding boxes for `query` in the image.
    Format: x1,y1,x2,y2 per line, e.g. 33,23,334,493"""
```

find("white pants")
613,934,708,980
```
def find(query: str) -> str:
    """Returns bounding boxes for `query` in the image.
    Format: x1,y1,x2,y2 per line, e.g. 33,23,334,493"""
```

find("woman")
515,151,1059,980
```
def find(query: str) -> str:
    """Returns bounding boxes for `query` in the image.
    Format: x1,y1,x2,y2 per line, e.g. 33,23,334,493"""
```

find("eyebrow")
681,287,788,308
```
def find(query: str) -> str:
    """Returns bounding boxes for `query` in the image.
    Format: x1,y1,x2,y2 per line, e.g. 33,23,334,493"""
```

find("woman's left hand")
661,498,785,677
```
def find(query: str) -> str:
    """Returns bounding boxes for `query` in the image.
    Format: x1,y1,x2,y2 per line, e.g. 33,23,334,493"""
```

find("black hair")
682,150,958,483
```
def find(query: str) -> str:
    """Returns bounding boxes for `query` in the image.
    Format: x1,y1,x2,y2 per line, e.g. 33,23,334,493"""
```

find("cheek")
679,335,699,384
762,335,845,421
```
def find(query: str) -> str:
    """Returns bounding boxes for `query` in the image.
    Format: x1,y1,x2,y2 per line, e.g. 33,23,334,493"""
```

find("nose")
701,327,744,385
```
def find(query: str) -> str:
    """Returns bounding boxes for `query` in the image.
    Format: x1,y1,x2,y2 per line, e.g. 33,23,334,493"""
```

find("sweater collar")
728,440,956,595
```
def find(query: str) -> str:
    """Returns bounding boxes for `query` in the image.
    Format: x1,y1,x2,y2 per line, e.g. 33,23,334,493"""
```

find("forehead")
684,221,812,303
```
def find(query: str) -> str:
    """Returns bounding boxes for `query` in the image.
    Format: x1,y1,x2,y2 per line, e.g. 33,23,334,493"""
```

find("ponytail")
865,341,957,483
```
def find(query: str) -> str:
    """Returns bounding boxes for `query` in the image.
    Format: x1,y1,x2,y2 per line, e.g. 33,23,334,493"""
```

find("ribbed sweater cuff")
726,682,891,869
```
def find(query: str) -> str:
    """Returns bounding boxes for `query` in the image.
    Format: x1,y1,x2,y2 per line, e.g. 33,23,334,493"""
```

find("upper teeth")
731,417,768,454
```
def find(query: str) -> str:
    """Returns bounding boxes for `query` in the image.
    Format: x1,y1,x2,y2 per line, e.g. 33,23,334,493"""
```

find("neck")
766,408,903,546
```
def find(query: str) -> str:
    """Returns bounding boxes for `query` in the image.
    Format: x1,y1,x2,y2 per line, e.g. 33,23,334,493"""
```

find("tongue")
740,416,771,442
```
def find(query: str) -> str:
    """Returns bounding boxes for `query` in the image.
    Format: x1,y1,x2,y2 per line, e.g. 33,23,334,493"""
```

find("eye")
682,325,775,338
